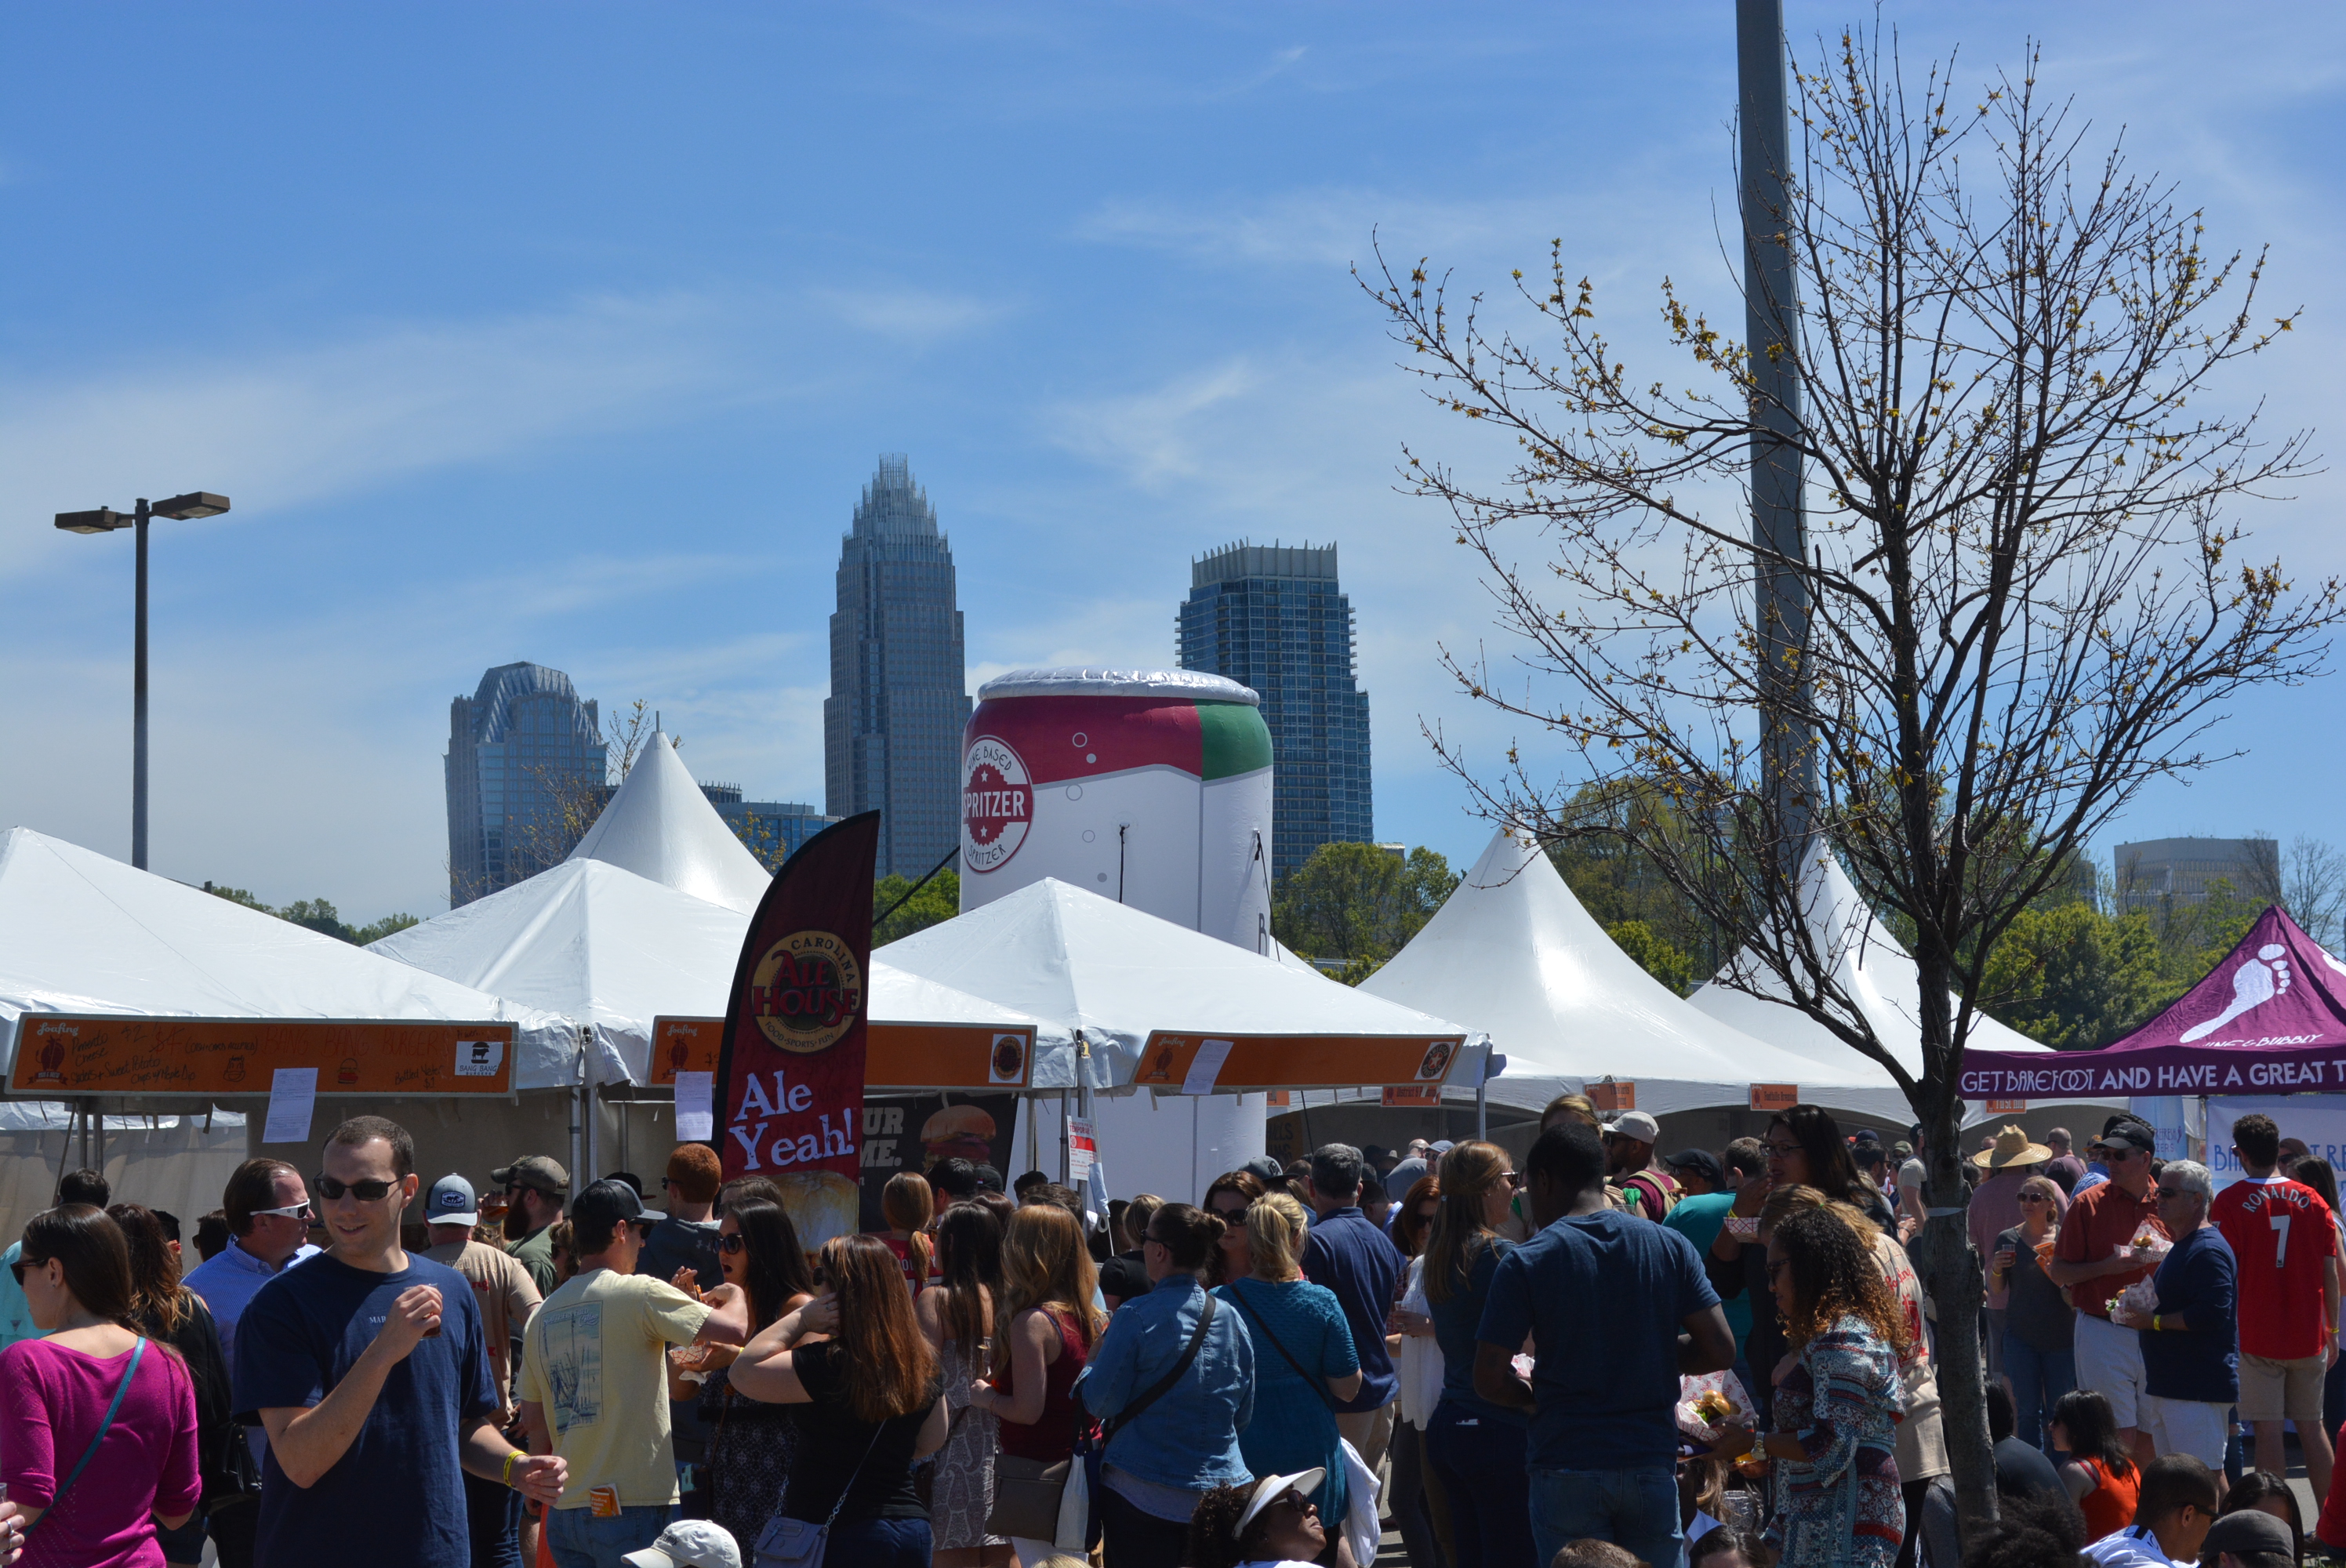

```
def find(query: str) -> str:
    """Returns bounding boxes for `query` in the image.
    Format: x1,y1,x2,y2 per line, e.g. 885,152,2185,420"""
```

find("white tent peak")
1690,846,2050,1074
566,731,772,914
1359,826,1906,1118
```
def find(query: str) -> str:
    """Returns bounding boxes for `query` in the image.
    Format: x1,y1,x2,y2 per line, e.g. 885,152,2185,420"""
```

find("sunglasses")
2017,1193,2050,1204
6,1260,30,1287
315,1174,399,1203
251,1201,314,1221
1502,1171,1524,1189
1764,1258,1791,1281
719,1233,747,1255
1209,1202,1249,1218
2155,1185,2192,1200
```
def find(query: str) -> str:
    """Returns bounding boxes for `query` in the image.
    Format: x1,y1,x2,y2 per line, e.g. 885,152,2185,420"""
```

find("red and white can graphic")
962,735,1033,872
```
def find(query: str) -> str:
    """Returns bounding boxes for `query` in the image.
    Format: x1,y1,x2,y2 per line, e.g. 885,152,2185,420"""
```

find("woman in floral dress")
1723,1204,1909,1568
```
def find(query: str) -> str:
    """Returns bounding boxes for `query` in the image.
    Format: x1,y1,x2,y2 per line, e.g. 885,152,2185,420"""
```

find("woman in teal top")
1212,1191,1361,1524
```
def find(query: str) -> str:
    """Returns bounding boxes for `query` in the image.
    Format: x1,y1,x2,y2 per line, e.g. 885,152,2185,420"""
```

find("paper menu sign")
674,1071,715,1142
1066,1116,1097,1185
1182,1039,1233,1095
263,1067,318,1145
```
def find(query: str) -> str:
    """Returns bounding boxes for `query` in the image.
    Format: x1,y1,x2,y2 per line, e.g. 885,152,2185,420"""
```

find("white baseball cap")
425,1174,479,1229
623,1521,741,1568
1607,1111,1661,1143
1234,1469,1327,1539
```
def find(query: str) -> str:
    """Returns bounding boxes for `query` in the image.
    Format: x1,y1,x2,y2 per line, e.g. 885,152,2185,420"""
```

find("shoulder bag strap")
823,1425,888,1529
25,1336,147,1540
1224,1281,1337,1411
1101,1290,1216,1442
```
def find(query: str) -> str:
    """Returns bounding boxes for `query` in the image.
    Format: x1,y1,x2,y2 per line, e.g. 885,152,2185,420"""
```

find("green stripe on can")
1196,700,1273,780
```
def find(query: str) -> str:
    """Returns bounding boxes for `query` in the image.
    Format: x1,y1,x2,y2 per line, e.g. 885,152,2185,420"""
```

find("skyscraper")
823,455,971,877
1178,541,1371,880
445,662,608,906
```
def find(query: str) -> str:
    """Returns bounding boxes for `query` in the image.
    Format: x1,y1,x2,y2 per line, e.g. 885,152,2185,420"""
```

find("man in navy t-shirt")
234,1116,568,1568
1476,1120,1735,1568
1302,1141,1407,1472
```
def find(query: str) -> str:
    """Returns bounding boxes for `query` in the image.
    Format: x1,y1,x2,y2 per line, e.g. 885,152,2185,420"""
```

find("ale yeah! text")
726,1069,855,1171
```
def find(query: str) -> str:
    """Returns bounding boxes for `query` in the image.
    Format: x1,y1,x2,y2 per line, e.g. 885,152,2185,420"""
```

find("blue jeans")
2003,1335,2076,1455
1528,1466,1683,1568
547,1504,675,1568
1427,1403,1536,1568
819,1516,932,1567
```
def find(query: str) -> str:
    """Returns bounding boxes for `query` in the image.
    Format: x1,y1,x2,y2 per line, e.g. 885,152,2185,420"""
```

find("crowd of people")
0,1098,2340,1568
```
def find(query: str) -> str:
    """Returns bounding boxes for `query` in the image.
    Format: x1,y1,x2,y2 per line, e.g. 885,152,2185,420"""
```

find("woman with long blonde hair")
971,1203,1105,1565
1420,1141,1533,1568
731,1232,948,1567
1211,1192,1360,1526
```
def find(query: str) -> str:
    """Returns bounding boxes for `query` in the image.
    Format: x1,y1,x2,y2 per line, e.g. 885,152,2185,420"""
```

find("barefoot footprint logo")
2181,943,2292,1042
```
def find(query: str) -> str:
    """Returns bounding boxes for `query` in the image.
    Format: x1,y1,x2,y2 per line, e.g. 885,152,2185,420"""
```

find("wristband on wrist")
502,1449,522,1487
2150,1314,2162,1333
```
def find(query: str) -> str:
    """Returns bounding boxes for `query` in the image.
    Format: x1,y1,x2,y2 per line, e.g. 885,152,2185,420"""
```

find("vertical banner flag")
715,811,881,1256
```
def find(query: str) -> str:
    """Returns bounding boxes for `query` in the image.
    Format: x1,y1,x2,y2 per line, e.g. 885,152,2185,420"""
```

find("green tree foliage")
873,869,960,946
1978,877,2264,1049
1601,920,1695,995
202,883,419,946
1542,781,1728,994
1272,843,1460,980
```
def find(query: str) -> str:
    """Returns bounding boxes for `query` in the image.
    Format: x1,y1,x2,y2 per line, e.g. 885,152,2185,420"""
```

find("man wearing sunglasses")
2047,1121,2170,1466
2112,1160,2238,1468
232,1116,569,1568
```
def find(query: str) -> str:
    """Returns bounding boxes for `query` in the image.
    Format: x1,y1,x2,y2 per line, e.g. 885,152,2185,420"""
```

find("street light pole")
54,492,231,871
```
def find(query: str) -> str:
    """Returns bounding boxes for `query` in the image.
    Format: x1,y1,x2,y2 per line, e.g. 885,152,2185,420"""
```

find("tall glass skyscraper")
445,662,608,906
823,455,971,878
1178,542,1371,880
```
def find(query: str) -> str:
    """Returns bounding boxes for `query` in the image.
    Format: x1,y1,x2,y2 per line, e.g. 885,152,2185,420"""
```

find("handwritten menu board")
10,1015,517,1097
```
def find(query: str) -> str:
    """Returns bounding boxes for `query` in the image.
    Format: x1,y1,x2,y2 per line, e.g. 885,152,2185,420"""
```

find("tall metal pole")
132,498,152,869
1737,0,1812,855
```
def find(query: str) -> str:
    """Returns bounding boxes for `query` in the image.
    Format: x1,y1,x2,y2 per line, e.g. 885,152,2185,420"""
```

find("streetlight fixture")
53,492,232,870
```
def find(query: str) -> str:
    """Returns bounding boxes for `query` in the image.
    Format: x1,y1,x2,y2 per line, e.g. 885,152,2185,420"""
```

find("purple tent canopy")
1959,906,2346,1101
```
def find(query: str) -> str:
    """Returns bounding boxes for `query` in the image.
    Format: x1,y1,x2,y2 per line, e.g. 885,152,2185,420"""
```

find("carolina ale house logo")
963,735,1033,872
750,931,863,1054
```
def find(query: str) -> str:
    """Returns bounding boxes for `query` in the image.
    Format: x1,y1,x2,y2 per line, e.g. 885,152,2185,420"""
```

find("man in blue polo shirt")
1476,1120,1736,1568
1301,1142,1406,1472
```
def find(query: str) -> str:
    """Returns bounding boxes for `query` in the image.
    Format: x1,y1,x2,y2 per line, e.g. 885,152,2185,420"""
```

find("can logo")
750,931,863,1054
962,735,1033,873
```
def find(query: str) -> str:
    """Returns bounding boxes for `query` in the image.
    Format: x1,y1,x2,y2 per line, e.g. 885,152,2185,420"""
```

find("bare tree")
1366,27,2336,1534
2251,833,2346,951
511,699,675,874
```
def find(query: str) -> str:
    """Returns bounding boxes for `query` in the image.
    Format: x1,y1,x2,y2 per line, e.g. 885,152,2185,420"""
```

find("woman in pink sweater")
1,1205,199,1568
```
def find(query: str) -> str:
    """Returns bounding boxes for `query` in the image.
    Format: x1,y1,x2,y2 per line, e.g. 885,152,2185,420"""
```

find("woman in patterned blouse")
1723,1204,1912,1567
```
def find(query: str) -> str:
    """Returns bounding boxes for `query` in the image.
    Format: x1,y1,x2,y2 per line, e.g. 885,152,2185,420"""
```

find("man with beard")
493,1155,570,1298
1602,1112,1679,1221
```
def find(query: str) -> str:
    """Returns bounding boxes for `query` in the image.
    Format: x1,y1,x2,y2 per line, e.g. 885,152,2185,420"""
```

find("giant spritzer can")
961,667,1273,949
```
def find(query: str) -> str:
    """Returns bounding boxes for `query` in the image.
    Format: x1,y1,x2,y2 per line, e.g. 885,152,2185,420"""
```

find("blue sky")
2,3,2341,923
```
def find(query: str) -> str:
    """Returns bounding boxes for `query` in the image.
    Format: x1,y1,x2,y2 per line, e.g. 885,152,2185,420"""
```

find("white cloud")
810,285,1014,344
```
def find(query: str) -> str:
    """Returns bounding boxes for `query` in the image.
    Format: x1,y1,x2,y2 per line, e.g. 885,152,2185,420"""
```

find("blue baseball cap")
426,1174,479,1228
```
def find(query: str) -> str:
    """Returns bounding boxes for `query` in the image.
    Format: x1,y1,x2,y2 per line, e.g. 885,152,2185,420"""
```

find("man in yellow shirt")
519,1180,751,1567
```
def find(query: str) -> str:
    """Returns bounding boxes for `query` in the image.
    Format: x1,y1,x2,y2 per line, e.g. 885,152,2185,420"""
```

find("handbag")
751,1425,881,1568
24,1337,146,1542
988,1454,1070,1541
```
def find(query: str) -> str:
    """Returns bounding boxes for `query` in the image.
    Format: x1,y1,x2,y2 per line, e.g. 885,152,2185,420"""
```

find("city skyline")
3,5,2337,918
445,662,605,907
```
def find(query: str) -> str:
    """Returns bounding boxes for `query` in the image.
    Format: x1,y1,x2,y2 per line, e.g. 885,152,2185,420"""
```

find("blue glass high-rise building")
824,456,972,878
1178,541,1371,880
445,662,608,906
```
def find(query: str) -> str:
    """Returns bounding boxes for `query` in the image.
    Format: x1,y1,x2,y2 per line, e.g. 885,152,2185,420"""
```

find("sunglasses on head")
315,1174,399,1203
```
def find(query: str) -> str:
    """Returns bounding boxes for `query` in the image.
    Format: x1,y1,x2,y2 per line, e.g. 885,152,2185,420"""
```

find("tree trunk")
1913,1092,1999,1544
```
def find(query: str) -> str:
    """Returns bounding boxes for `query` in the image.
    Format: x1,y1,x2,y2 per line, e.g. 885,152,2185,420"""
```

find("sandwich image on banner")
714,811,881,1254
922,1104,997,1167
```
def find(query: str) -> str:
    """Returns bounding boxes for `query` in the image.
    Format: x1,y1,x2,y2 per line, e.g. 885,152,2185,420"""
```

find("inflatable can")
961,667,1273,952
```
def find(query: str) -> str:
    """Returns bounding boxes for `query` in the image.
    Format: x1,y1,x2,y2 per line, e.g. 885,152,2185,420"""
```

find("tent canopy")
1961,906,2346,1101
0,827,579,1089
375,848,1073,1087
1360,829,1912,1121
567,730,773,915
875,878,1473,1092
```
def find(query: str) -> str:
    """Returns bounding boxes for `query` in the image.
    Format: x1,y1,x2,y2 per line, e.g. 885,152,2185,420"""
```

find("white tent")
371,855,1075,1087
567,730,772,915
0,826,579,1087
876,878,1476,1200
1359,829,1913,1122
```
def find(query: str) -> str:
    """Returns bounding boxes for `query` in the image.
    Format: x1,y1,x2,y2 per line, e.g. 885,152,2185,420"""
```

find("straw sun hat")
1971,1124,2054,1171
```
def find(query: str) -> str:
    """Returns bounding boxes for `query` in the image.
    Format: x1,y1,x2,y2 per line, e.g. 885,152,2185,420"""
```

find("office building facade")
2115,837,2279,913
1177,540,1371,880
699,783,841,871
823,455,972,877
446,662,607,906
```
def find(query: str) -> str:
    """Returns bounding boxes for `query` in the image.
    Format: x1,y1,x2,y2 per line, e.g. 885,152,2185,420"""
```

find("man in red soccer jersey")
2210,1112,2338,1498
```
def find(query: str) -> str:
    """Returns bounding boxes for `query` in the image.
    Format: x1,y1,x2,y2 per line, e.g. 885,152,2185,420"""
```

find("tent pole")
570,1028,585,1198
1056,1089,1070,1185
1476,1045,1489,1142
